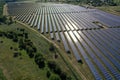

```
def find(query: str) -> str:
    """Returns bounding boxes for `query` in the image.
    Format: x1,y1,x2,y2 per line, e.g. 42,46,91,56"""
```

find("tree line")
36,0,119,6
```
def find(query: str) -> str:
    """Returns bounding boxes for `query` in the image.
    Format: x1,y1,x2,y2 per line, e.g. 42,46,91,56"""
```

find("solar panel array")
8,2,120,80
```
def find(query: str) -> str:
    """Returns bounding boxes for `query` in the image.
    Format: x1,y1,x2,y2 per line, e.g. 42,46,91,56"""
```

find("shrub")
28,52,34,58
49,44,55,52
20,28,25,32
17,28,19,30
8,16,13,24
32,45,37,52
10,46,13,50
66,76,72,80
6,32,14,39
13,36,18,42
54,65,61,75
60,71,67,80
54,54,58,59
13,52,21,58
47,61,57,71
0,16,7,23
35,54,45,68
46,70,51,78
0,32,3,37
49,74,61,80
47,61,62,76
18,33,23,37
25,46,35,58
24,33,28,39
0,41,3,43
19,38,25,50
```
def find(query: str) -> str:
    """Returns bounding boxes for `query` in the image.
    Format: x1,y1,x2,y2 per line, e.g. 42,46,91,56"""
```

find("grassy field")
113,0,120,5
0,23,80,80
0,68,7,80
96,6,120,16
0,0,5,15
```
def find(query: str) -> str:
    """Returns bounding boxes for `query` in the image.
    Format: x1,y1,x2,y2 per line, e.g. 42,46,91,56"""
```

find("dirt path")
16,21,88,80
3,3,8,16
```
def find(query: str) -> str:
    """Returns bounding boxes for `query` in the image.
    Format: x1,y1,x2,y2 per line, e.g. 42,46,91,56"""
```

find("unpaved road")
3,4,8,16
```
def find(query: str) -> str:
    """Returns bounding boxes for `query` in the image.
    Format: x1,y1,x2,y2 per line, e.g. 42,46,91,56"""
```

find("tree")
26,46,35,58
49,44,55,52
46,70,51,78
13,36,18,42
35,54,45,68
6,32,14,39
54,65,61,75
9,16,13,24
49,74,61,80
66,76,72,80
0,31,3,37
0,16,7,23
47,61,57,70
60,71,67,80
24,33,28,39
19,38,25,50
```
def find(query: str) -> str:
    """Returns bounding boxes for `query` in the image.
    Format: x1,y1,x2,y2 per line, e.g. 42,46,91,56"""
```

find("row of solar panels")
49,29,120,80
8,3,120,28
52,29,120,80
8,3,91,15
89,10,120,27
8,3,120,80
15,11,101,32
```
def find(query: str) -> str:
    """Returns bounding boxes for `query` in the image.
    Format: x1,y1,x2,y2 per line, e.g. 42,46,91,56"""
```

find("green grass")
0,36,48,80
96,6,120,16
0,0,5,15
0,23,78,80
113,0,120,5
0,7,3,15
0,69,7,80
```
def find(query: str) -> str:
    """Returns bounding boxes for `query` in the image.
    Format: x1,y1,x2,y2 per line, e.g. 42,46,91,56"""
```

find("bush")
54,54,58,59
49,44,55,52
10,46,13,50
46,70,51,78
60,71,67,80
66,76,72,80
6,32,14,39
13,52,21,58
20,28,25,32
13,36,18,42
32,46,37,52
9,16,13,24
47,61,61,74
19,38,25,50
35,54,45,68
49,74,61,80
47,61,57,71
0,32,3,37
24,33,28,39
0,16,7,23
54,65,61,75
28,52,34,58
18,33,23,37
26,46,35,58
0,41,3,43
